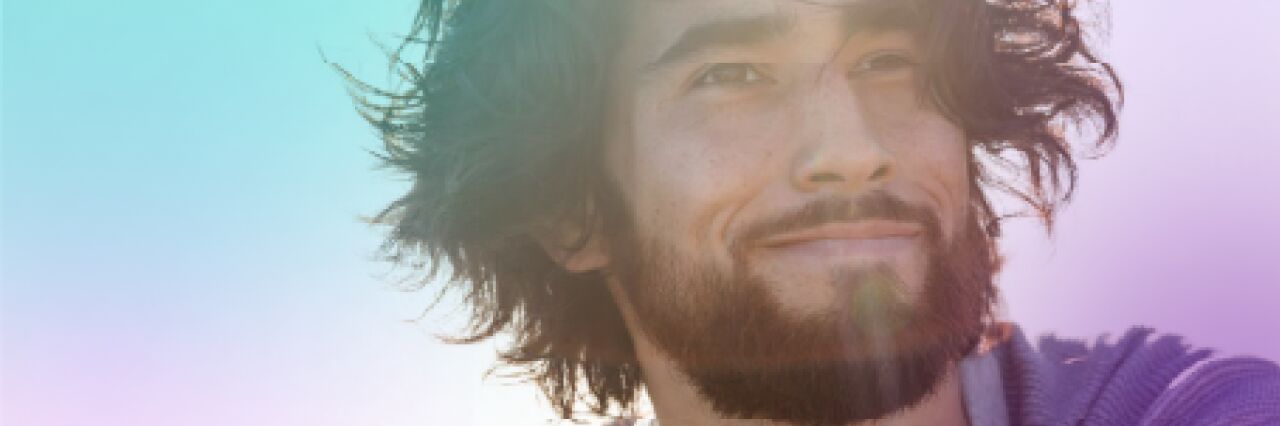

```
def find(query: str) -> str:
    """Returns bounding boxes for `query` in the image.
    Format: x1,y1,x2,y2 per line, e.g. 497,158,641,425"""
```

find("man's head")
353,0,1119,421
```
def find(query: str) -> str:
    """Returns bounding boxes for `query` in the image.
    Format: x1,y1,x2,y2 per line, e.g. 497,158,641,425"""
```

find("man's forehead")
630,0,870,33
630,0,898,26
622,0,915,64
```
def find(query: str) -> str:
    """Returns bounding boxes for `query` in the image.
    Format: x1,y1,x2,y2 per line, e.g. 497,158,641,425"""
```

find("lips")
759,220,924,249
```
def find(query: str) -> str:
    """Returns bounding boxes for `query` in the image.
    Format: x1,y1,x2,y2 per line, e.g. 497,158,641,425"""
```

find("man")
348,0,1280,424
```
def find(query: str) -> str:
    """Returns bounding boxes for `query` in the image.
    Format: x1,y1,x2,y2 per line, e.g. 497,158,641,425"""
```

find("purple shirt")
988,325,1280,425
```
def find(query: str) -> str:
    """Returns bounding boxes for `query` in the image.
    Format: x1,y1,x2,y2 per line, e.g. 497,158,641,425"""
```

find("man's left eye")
850,51,919,77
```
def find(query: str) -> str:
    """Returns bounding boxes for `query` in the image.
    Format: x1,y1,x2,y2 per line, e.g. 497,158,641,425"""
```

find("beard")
604,191,999,425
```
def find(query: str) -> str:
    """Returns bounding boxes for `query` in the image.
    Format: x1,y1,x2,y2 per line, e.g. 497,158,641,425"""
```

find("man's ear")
533,213,610,273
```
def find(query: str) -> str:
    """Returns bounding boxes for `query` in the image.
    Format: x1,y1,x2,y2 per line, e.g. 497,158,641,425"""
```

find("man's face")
582,0,996,422
605,0,971,319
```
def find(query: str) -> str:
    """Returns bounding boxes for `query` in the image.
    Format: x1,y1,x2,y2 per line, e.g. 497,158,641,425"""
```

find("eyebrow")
644,14,795,73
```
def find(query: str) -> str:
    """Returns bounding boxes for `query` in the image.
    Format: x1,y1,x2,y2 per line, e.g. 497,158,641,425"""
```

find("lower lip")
761,236,919,258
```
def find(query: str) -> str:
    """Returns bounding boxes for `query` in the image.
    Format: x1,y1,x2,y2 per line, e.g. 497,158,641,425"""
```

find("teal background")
4,1,1278,424
4,0,546,424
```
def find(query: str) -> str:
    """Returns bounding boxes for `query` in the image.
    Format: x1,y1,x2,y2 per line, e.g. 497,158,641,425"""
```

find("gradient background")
3,1,1278,425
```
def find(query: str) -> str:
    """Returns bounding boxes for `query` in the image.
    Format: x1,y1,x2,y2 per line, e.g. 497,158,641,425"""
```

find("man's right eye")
691,63,771,88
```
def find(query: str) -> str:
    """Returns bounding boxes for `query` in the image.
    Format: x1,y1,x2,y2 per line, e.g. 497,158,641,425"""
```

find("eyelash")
688,51,919,93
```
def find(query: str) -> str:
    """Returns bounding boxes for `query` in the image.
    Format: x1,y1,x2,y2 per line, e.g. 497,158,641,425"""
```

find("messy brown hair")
342,0,1121,418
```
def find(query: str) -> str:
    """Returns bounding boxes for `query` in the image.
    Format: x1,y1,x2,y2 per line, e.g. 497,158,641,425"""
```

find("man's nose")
790,72,894,194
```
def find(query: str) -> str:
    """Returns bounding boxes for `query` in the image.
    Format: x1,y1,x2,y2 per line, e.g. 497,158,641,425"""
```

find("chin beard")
606,198,998,424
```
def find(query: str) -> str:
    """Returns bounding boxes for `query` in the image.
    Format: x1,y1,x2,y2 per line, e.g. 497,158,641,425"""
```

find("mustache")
733,191,943,252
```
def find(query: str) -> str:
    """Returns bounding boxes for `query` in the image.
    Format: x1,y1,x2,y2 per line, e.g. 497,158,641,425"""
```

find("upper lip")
758,220,923,248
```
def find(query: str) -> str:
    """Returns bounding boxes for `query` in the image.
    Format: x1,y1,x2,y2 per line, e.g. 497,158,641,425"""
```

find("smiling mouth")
757,220,923,256
761,220,923,247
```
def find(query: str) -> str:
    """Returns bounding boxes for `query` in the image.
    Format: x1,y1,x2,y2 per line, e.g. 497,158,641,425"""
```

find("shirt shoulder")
997,325,1280,425
1141,356,1280,425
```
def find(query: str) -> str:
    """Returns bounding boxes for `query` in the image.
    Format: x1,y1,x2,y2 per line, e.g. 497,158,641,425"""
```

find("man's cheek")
894,119,969,237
